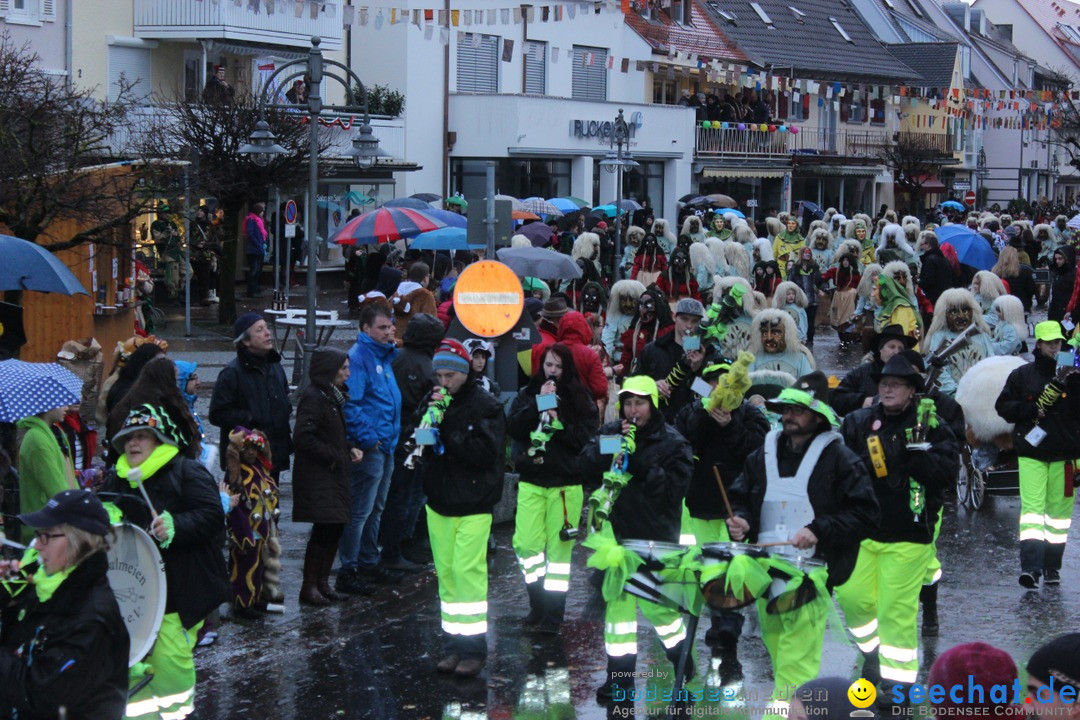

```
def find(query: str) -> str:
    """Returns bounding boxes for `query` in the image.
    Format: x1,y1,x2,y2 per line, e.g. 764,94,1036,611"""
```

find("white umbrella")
1067,214,1080,230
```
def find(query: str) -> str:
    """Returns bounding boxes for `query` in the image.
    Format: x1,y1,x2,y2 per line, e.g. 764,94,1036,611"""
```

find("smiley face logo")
848,679,877,709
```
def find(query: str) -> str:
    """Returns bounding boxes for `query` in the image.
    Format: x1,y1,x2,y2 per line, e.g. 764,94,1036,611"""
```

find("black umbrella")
409,193,443,203
496,247,583,279
517,222,555,247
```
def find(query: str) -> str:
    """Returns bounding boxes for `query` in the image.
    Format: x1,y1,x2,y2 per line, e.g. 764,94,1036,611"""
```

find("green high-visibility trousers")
922,514,943,586
1018,457,1075,573
427,507,491,658
835,539,932,685
679,502,697,545
126,613,201,720
758,589,829,709
604,588,687,660
512,482,582,594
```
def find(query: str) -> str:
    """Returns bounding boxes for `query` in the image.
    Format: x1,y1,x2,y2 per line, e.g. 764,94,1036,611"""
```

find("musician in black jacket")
832,324,916,415
580,376,694,703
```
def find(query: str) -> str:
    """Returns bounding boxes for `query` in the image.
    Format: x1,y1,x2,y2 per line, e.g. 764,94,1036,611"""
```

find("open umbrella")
796,200,825,220
941,200,966,212
424,209,468,228
512,210,541,221
482,194,523,211
409,193,443,203
496,247,583,280
716,208,746,219
333,207,447,245
678,192,702,203
410,227,483,251
1067,214,1080,230
383,197,433,210
520,197,564,217
0,235,89,296
605,199,642,212
591,205,619,218
685,194,738,209
516,222,555,248
937,225,998,271
549,197,590,211
0,359,83,422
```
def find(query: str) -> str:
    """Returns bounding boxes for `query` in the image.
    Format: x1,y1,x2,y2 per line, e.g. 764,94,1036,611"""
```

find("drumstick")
0,537,27,551
754,541,796,548
712,467,736,522
128,468,159,521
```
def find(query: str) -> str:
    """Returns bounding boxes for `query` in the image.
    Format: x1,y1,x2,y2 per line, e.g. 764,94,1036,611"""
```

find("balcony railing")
897,132,954,156
696,126,890,160
134,0,342,50
794,129,889,158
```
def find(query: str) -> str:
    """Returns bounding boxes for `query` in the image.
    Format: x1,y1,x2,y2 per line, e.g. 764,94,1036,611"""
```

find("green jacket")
16,416,75,543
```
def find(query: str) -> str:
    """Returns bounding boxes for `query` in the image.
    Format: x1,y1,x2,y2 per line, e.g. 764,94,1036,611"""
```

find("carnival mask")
946,305,973,333
643,235,659,253
619,294,638,315
760,318,785,354
583,287,602,313
856,227,866,241
638,296,657,323
814,235,829,249
672,250,689,271
786,220,798,234
688,218,702,234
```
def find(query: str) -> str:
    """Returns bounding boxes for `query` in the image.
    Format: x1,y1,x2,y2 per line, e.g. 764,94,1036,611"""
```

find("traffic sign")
284,200,298,225
953,181,971,192
453,261,524,338
964,191,976,206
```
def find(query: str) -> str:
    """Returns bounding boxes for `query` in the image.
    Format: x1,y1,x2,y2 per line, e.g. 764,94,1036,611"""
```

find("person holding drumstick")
0,489,129,719
726,386,878,718
102,404,228,720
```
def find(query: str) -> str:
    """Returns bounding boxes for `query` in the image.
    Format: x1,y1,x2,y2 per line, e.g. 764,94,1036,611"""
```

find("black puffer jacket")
580,414,694,543
0,552,129,720
103,455,229,628
392,313,443,442
728,429,879,588
675,400,769,520
996,352,1080,462
292,348,352,525
419,381,506,517
1048,247,1076,322
637,332,722,421
209,347,293,472
507,385,598,487
842,402,958,544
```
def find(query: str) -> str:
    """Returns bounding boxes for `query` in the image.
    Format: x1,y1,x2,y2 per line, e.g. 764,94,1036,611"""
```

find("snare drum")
621,539,695,613
700,542,772,610
107,523,167,667
762,552,827,616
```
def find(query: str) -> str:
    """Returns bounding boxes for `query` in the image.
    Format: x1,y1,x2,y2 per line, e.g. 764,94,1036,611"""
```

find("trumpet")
403,390,453,470
588,421,637,531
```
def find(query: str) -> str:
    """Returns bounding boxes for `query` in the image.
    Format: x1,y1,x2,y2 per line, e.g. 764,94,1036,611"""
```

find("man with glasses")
836,354,958,703
726,385,878,715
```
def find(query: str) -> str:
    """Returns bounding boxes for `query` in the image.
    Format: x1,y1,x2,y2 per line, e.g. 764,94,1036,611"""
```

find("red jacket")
554,311,609,402
656,273,700,303
530,319,560,376
631,251,667,280
619,319,674,377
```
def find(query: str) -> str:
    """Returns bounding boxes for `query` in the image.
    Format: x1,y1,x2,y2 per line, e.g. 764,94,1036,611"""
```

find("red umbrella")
332,207,447,245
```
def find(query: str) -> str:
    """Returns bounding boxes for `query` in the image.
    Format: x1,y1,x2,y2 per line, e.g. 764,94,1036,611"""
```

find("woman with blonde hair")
991,246,1036,313
971,270,1008,327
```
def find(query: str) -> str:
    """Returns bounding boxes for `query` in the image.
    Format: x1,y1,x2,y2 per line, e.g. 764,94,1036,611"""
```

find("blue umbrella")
383,197,432,210
716,209,746,219
410,227,482,251
0,235,89,295
941,200,966,212
936,225,998,271
547,197,586,214
0,359,83,422
423,209,468,228
592,204,618,218
796,200,824,219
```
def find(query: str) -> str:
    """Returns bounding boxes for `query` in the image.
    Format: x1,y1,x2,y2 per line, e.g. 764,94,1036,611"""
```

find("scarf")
876,273,914,318
116,444,179,486
331,385,348,407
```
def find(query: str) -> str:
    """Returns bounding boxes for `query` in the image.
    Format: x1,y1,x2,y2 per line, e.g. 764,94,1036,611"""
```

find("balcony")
794,129,889,158
897,132,954,157
134,0,342,51
696,126,890,161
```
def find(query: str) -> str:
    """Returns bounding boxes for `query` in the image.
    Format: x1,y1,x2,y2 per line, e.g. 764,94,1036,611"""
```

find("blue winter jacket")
244,214,267,255
344,332,402,454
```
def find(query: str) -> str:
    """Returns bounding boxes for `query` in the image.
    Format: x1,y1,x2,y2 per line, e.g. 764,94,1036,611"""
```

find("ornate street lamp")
598,109,639,263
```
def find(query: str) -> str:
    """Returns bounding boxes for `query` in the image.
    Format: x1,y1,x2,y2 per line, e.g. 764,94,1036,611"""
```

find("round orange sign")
453,260,524,338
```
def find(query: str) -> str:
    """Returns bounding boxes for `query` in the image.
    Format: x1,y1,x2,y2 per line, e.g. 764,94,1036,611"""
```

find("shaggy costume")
712,277,760,359
923,289,997,396
749,309,816,379
226,427,282,610
602,280,647,365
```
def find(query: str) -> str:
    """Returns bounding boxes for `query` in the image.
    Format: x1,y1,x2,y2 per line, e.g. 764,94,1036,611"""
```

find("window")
450,158,571,201
841,88,866,123
671,0,691,24
457,33,499,94
771,89,788,120
711,5,737,24
523,40,546,95
789,6,806,21
653,75,680,104
572,45,608,102
904,0,924,17
622,160,665,214
870,91,885,126
789,90,810,121
830,18,854,43
108,44,152,101
749,2,774,26
1,0,55,23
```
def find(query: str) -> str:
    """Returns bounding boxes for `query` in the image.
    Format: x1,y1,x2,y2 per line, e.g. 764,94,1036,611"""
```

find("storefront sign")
569,119,637,141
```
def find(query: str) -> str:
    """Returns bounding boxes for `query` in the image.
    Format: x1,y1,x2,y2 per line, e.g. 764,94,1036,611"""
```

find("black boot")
665,637,697,684
920,584,939,637
538,589,566,634
704,610,743,654
315,544,345,602
524,582,545,626
596,654,637,703
299,543,330,606
860,649,882,688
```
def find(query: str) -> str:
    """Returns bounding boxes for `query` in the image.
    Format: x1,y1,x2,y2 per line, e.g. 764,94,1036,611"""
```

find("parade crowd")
4,197,1080,720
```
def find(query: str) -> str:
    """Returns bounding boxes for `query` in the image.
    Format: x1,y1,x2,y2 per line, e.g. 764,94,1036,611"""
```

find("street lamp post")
598,109,638,274
241,36,387,382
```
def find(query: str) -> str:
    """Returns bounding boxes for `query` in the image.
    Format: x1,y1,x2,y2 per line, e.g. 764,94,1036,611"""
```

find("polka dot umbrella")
0,359,83,422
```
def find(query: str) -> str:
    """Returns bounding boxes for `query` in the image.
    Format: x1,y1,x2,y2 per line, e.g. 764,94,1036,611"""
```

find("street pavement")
153,287,1080,720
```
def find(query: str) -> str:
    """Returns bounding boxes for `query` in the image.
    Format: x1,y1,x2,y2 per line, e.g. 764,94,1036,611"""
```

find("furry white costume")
654,218,679,255
622,225,645,275
602,279,647,363
971,269,1007,319
901,215,920,230
990,294,1026,356
772,280,809,341
677,216,705,247
809,228,834,273
955,355,1027,447
722,240,752,281
711,276,760,357
765,217,783,242
704,237,732,277
1034,223,1057,262
830,213,847,242
752,237,775,263
748,308,816,378
689,242,717,296
511,234,532,248
877,223,916,266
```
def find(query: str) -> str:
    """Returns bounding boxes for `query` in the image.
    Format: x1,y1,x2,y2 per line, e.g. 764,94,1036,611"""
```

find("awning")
910,174,946,191
701,168,788,179
793,165,883,177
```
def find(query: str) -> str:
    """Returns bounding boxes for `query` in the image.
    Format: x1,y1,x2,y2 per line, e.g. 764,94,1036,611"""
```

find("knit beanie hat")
1027,634,1080,694
929,643,1018,712
433,339,471,374
233,312,264,344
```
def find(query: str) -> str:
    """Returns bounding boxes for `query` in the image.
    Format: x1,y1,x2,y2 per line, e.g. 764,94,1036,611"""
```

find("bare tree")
137,92,326,323
0,33,156,249
878,133,954,210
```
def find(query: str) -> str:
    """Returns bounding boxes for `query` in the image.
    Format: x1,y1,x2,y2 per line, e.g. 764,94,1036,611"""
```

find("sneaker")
1044,569,1061,586
196,631,218,648
357,565,403,584
1019,571,1041,589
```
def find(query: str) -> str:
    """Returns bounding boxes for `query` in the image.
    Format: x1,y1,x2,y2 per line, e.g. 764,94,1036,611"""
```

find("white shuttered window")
524,40,546,95
108,45,152,101
572,46,608,101
457,33,499,94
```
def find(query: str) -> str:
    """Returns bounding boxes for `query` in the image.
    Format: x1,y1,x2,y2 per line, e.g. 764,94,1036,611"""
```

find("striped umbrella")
332,207,447,245
520,197,564,217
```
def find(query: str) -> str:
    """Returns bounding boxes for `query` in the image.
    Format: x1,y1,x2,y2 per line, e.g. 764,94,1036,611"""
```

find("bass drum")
107,523,166,667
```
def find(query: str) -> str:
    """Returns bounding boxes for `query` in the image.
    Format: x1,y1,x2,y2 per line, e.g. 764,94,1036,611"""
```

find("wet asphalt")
155,287,1080,720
